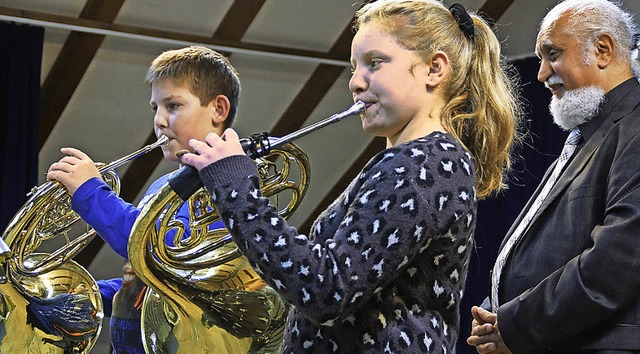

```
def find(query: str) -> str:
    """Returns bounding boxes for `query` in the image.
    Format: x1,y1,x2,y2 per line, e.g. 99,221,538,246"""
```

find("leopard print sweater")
199,131,477,353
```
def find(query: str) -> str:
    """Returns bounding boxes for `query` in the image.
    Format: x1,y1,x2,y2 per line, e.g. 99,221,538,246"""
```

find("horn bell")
128,142,309,353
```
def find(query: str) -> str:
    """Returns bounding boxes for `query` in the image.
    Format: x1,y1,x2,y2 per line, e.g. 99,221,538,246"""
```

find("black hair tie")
449,3,475,40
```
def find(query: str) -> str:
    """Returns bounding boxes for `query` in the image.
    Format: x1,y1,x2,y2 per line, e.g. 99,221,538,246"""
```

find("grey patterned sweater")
199,131,477,353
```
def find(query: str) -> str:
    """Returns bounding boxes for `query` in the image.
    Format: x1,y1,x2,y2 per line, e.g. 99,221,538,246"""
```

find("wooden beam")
214,0,266,41
270,22,353,136
46,0,126,267
38,0,125,150
267,22,357,234
0,6,349,66
478,0,514,24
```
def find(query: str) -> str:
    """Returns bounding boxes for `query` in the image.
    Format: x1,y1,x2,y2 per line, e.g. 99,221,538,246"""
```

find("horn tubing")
28,135,169,198
168,100,366,200
270,100,365,150
98,134,169,173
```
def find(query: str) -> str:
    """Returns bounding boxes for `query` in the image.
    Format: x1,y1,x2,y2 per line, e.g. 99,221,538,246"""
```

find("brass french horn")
128,101,365,353
0,136,168,353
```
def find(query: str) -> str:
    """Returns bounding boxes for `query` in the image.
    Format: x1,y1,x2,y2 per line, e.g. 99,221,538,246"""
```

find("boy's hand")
47,147,101,196
180,129,245,171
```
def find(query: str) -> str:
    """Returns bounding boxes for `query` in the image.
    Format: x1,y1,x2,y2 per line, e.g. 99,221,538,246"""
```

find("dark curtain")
456,56,567,353
0,21,43,231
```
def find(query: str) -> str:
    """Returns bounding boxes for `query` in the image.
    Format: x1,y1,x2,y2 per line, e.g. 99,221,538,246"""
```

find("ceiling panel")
115,0,234,36
243,0,359,51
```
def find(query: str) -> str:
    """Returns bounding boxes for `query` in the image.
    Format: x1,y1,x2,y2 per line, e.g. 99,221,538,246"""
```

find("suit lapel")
498,80,640,252
537,82,640,213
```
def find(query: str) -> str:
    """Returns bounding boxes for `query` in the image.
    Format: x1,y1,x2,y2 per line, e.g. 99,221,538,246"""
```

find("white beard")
549,86,605,131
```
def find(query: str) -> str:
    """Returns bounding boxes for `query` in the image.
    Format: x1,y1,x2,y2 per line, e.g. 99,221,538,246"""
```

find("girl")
180,1,521,352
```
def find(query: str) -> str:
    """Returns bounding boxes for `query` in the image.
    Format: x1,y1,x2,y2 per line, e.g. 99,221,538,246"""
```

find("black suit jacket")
494,79,640,353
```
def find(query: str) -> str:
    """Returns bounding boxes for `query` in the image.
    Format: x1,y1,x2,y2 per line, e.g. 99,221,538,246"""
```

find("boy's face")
150,78,224,164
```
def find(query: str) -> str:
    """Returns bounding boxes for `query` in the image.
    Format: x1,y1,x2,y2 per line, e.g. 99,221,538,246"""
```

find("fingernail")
176,149,189,158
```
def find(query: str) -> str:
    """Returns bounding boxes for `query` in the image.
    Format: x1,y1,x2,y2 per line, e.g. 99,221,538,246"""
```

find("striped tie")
490,128,582,311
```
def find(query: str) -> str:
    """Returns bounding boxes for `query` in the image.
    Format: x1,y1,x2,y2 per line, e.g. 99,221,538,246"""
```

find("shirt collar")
578,78,639,141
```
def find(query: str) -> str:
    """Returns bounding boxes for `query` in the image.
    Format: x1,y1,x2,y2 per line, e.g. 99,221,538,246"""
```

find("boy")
47,46,271,353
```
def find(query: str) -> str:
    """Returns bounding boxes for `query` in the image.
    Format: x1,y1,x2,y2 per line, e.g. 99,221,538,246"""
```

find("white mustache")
544,74,563,89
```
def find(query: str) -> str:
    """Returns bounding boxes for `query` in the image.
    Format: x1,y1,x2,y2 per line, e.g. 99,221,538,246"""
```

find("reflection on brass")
0,136,168,353
129,142,309,353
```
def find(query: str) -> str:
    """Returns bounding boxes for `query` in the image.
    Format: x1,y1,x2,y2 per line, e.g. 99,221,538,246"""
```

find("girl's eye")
370,59,382,68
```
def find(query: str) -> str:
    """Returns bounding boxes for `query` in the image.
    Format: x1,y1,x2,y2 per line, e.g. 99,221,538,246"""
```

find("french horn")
128,101,365,353
0,136,168,353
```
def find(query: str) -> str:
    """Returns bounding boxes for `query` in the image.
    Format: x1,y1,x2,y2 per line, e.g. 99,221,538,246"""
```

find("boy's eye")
370,58,382,68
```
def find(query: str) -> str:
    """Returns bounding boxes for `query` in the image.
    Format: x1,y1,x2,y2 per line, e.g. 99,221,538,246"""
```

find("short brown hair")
145,46,241,128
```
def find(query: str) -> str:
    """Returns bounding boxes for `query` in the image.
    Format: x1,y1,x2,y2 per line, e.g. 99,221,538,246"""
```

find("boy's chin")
163,151,181,164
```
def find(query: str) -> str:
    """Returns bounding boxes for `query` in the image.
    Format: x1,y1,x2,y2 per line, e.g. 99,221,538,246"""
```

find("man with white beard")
467,0,640,353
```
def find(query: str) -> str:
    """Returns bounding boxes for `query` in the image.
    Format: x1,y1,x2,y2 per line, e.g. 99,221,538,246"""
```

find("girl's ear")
425,51,450,89
209,95,231,126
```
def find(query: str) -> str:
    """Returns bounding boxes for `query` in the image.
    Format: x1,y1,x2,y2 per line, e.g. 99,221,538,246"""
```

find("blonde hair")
145,46,241,128
355,0,523,198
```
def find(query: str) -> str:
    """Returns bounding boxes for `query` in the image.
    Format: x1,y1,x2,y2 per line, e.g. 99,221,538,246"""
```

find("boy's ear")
425,51,449,89
210,95,231,125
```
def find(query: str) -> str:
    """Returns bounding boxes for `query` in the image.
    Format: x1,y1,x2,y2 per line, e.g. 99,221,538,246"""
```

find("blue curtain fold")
457,56,567,353
0,21,44,231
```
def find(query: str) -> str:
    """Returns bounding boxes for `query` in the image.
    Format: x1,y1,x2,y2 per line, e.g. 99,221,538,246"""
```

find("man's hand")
467,306,513,354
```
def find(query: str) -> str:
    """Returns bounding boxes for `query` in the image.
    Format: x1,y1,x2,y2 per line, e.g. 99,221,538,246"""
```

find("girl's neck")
387,106,446,147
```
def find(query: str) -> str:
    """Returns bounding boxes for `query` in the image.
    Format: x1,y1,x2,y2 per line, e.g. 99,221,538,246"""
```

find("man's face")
535,13,601,98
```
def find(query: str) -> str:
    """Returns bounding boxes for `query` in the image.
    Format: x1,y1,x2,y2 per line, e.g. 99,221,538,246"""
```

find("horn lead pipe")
169,101,366,200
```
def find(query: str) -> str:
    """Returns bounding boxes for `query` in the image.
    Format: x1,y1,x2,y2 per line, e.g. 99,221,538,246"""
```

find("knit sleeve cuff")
198,155,258,190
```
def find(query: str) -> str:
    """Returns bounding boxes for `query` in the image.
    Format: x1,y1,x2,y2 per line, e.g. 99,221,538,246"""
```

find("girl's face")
349,21,434,145
150,78,222,164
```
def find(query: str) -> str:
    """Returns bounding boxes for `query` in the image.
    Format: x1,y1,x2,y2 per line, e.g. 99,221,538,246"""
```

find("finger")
46,170,60,181
187,138,209,154
467,334,493,347
473,306,497,324
475,341,498,353
179,149,206,169
46,169,73,184
57,155,83,167
48,161,73,173
204,131,224,146
220,128,239,142
471,323,494,336
471,306,484,323
467,335,482,346
59,147,91,160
